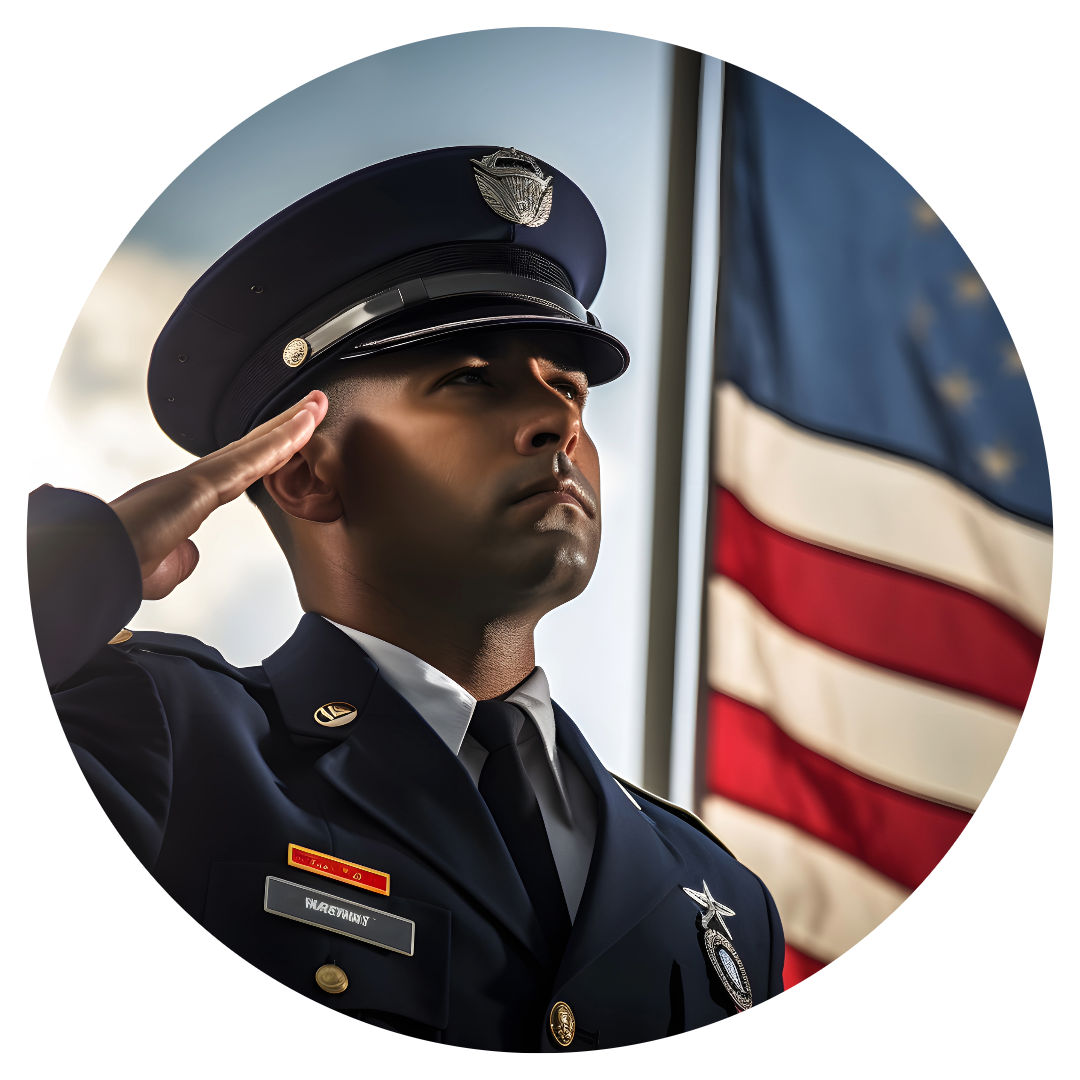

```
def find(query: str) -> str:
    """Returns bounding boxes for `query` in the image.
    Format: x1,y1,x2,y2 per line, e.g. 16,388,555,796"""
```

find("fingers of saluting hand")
142,539,201,601
193,391,329,503
111,391,328,578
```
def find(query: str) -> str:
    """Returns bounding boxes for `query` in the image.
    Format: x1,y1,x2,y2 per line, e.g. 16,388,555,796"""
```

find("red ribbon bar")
287,843,390,896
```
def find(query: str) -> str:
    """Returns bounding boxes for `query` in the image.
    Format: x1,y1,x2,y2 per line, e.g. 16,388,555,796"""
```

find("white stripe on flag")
715,382,1053,632
701,793,909,963
708,575,1019,809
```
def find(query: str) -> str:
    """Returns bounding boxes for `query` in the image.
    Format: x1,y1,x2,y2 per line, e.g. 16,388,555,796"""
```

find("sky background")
40,28,688,781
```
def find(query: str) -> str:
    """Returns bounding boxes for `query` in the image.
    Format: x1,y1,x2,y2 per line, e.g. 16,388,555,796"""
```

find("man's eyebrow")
542,358,590,379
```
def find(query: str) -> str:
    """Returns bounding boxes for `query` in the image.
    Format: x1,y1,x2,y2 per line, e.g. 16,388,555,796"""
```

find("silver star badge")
683,880,753,1011
682,880,737,938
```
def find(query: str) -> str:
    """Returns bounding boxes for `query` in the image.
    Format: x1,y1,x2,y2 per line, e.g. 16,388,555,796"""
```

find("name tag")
263,877,415,956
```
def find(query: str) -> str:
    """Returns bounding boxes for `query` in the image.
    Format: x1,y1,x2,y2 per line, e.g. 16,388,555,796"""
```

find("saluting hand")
110,391,328,601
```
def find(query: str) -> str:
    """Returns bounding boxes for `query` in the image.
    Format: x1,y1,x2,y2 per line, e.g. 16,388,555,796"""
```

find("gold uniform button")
282,338,310,368
315,964,348,994
108,628,133,645
549,1001,575,1047
314,702,357,727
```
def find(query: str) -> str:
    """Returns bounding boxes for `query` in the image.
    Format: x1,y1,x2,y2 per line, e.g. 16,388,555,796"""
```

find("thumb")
142,539,200,601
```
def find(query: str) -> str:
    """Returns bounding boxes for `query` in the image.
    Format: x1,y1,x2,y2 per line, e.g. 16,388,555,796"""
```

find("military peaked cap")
148,145,631,456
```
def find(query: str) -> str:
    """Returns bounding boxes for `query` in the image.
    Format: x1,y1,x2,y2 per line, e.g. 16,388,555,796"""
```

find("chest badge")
683,880,753,1012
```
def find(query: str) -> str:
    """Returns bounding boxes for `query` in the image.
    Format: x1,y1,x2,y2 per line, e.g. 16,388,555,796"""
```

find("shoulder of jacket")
610,774,735,858
113,629,265,687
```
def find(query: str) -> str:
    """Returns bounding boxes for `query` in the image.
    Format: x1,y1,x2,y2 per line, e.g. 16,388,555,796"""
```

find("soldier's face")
320,334,602,622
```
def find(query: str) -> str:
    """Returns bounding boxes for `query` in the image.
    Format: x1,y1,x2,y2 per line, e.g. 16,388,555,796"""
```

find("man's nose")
513,394,580,459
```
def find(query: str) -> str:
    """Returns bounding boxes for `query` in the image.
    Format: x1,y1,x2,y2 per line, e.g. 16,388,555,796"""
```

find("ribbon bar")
288,843,390,896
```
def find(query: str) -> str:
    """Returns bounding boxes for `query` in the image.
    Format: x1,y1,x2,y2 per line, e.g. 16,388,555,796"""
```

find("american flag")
701,67,1052,988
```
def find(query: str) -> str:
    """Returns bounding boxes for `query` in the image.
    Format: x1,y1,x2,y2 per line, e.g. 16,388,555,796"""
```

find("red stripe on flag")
715,488,1041,710
783,944,826,990
707,693,971,890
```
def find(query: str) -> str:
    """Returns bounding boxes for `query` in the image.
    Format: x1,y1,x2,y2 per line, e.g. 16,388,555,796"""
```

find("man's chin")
504,540,597,609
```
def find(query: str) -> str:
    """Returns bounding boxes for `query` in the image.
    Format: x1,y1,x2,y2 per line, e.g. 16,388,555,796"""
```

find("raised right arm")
28,390,327,687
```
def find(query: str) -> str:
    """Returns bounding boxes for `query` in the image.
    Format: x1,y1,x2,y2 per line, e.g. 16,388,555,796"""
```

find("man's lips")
512,476,597,518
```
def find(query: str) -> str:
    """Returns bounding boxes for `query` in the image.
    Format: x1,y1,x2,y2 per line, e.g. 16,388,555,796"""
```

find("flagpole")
667,56,726,810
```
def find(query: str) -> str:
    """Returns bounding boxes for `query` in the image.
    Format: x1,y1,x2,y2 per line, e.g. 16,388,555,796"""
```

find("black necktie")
468,699,572,961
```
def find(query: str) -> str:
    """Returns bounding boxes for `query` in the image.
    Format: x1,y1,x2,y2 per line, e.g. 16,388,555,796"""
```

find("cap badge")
470,147,553,228
683,880,753,1012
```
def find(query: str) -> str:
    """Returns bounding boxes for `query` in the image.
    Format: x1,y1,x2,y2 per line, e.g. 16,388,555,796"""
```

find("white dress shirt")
325,619,598,920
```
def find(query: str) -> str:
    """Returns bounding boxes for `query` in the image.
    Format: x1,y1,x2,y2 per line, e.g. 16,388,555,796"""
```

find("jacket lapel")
263,615,548,964
553,704,686,987
263,613,379,744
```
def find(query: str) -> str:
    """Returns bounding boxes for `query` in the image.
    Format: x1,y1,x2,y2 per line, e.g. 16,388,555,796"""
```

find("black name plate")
263,876,415,956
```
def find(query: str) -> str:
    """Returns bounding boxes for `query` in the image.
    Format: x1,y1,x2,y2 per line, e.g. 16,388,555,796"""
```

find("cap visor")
340,314,630,384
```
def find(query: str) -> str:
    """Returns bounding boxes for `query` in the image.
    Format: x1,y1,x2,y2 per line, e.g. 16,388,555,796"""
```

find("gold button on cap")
315,964,348,994
282,338,310,368
314,702,357,727
549,1001,575,1047
108,628,133,645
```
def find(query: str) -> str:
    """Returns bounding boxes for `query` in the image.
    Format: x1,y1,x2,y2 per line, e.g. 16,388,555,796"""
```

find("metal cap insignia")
470,147,553,228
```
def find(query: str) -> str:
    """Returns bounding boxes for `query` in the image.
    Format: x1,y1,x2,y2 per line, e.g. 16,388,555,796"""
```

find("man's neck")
288,530,544,699
307,600,539,701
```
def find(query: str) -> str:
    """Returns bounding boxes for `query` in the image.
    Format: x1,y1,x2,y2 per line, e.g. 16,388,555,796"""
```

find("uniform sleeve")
28,485,172,869
763,878,786,997
57,647,174,870
28,485,143,687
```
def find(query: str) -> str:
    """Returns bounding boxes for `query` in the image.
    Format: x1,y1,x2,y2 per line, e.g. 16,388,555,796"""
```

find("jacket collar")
262,615,549,964
551,703,686,988
263,613,379,744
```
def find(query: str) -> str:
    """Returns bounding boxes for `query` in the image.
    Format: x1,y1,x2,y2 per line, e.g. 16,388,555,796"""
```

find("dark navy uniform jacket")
29,484,785,1051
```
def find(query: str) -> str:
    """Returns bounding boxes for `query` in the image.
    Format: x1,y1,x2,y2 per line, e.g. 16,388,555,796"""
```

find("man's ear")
262,438,344,523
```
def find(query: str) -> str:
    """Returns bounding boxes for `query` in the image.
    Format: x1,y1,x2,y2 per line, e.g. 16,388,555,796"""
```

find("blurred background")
38,29,1051,991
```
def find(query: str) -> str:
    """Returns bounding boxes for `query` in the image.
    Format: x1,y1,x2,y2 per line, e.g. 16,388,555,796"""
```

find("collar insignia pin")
314,701,357,727
470,147,554,227
683,880,753,1012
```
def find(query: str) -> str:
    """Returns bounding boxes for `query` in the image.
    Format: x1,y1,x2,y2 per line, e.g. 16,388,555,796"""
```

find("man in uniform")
29,146,784,1050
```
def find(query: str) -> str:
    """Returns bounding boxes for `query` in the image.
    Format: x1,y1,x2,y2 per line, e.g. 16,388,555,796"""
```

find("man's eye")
552,383,578,401
448,370,488,386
